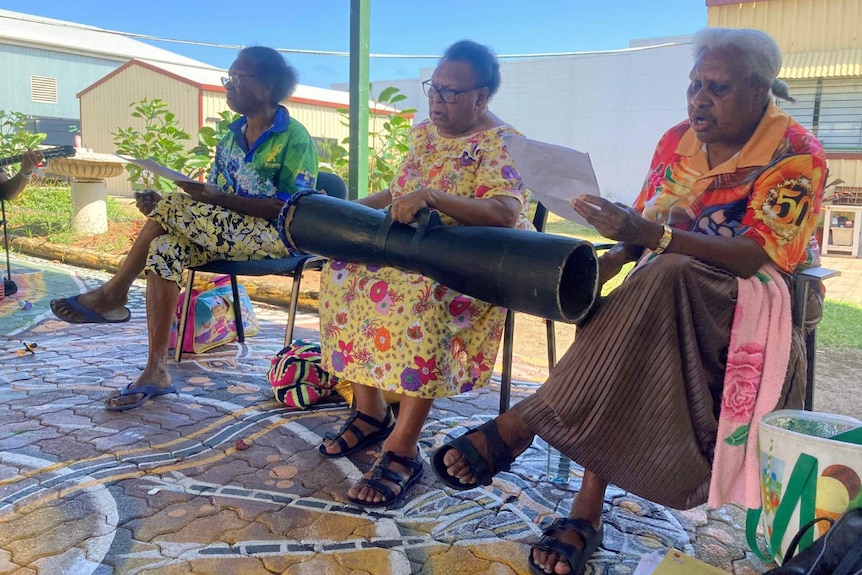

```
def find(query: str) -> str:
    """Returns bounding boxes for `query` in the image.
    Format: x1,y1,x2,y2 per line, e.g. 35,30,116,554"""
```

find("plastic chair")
174,172,347,362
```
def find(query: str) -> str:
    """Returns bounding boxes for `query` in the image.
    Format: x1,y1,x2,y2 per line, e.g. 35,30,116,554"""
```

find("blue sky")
3,0,708,88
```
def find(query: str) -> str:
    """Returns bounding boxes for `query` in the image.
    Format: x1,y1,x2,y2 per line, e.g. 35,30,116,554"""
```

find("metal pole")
348,0,370,200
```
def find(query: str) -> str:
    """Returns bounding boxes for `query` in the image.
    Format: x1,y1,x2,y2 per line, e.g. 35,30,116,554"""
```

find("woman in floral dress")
317,40,533,507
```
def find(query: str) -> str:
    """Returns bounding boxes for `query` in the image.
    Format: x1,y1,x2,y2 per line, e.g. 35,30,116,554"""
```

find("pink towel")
708,264,792,509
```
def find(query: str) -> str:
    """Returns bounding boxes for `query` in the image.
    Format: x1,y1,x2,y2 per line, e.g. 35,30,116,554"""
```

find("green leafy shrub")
318,86,416,194
113,98,195,192
0,110,46,174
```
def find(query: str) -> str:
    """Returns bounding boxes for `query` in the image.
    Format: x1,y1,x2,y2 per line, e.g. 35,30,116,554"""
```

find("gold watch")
654,224,673,254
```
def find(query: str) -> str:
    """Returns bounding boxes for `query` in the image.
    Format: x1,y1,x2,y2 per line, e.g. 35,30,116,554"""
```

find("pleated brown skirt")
515,253,801,510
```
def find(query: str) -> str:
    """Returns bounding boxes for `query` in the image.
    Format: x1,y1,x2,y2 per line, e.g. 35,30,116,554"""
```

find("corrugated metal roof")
0,9,218,69
780,49,862,79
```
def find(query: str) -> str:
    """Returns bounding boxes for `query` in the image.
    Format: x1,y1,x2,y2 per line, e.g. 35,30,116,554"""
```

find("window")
30,76,58,104
779,79,862,151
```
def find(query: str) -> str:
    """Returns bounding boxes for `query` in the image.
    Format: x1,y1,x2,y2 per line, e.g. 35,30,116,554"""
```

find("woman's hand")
176,181,219,203
390,188,438,224
19,150,43,175
571,195,662,248
134,189,162,216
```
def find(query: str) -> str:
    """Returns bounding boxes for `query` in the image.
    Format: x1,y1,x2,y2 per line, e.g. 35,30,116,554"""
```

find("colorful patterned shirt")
634,103,826,273
209,106,318,201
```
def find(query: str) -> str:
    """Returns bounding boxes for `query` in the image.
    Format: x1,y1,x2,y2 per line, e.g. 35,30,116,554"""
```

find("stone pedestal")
47,151,125,235
69,181,109,234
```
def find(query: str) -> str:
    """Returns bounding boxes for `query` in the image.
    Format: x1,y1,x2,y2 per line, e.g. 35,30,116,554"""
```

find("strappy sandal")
529,517,603,575
347,450,424,508
318,407,395,458
430,419,514,490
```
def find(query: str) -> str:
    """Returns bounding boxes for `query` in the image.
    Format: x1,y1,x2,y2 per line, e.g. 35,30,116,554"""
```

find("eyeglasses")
221,74,257,88
422,80,482,104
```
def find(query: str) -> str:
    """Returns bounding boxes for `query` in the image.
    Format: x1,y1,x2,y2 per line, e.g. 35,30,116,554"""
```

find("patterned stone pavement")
0,256,775,575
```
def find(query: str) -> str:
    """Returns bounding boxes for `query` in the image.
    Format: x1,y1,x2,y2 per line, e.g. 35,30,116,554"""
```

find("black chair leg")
804,328,817,411
229,274,245,342
175,269,197,363
499,310,515,414
283,259,309,348
546,319,556,371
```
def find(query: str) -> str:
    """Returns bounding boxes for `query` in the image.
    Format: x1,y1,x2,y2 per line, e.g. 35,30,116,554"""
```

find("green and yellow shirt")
209,106,318,201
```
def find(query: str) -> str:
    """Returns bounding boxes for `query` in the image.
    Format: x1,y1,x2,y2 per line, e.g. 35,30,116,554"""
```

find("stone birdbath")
47,150,125,235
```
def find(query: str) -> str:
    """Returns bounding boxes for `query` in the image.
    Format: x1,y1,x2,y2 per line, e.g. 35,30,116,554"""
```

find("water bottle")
547,447,572,484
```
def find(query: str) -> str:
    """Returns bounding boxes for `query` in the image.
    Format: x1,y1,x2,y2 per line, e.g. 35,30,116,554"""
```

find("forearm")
200,191,284,220
0,171,30,202
660,229,770,278
427,191,520,227
356,189,392,209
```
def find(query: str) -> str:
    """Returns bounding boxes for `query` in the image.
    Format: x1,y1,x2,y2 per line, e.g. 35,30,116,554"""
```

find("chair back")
532,202,549,233
316,172,347,200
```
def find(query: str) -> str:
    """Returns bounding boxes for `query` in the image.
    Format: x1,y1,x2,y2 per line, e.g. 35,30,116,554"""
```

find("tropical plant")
112,98,195,192
0,110,47,172
318,86,416,194
186,110,240,179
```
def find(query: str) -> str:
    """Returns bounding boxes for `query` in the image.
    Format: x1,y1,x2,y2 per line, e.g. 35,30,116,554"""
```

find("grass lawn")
819,300,862,349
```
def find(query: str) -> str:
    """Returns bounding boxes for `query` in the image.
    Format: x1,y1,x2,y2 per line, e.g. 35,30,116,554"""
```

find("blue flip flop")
105,383,178,412
51,295,131,324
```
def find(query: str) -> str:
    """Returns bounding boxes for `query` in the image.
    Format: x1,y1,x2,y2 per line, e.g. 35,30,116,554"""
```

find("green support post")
348,0,370,200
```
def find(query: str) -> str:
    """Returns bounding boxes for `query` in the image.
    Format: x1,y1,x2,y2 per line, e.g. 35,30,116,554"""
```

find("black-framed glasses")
422,80,482,103
221,74,257,88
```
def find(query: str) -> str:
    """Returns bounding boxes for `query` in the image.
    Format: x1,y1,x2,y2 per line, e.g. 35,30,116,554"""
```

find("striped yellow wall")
202,90,390,144
707,0,862,53
826,158,862,188
80,65,199,197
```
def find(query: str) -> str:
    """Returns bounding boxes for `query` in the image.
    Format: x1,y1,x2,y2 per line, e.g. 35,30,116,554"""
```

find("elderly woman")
50,46,318,411
432,28,826,575
317,40,533,507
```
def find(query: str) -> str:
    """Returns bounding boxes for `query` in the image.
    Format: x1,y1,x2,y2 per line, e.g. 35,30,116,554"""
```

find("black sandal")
347,450,424,508
318,407,395,458
430,419,514,490
529,517,603,575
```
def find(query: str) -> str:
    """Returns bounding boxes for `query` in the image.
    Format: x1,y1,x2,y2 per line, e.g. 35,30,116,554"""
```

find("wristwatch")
654,224,673,254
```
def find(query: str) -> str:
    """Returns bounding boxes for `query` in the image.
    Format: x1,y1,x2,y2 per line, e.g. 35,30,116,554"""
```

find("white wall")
350,42,694,206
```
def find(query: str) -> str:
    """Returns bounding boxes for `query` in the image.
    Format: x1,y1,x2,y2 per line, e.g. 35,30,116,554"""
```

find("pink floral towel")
708,264,792,509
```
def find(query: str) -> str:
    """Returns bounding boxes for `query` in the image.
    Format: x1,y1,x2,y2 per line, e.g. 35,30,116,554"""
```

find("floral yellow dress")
319,120,533,399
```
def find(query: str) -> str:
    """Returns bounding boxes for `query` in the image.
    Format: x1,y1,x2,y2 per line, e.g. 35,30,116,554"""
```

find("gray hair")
692,27,795,103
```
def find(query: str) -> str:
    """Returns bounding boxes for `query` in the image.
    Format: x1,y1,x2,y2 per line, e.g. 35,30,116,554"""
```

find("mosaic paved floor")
0,256,773,574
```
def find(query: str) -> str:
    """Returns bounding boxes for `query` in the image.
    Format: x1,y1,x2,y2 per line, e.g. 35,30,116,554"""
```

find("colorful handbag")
169,275,259,354
747,410,862,565
268,340,339,409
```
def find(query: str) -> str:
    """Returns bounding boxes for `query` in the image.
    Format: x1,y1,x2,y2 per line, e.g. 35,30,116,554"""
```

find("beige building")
78,58,398,196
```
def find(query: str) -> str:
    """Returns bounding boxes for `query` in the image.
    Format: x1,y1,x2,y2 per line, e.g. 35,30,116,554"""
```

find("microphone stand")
1,199,16,297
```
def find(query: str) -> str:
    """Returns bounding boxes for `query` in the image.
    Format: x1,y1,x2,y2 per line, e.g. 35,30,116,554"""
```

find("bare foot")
76,286,129,316
105,369,173,410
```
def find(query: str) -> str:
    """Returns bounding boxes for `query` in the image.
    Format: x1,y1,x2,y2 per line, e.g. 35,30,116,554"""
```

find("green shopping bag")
747,410,862,565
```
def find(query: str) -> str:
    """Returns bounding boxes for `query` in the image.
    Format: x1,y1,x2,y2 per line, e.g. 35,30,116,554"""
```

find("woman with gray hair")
432,28,826,575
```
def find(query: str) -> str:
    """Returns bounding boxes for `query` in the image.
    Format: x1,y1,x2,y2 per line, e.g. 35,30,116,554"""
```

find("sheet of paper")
116,155,198,184
651,550,730,575
503,134,601,228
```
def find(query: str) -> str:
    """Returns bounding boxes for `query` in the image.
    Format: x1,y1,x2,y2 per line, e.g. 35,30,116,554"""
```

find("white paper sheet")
116,155,198,184
503,135,601,228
